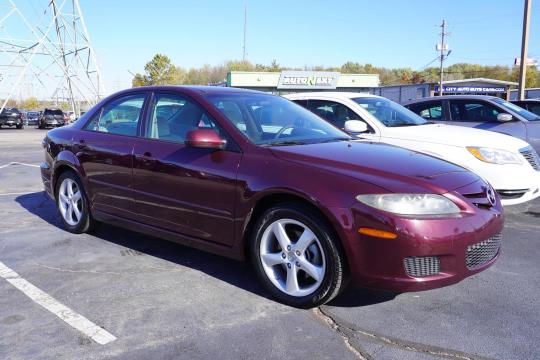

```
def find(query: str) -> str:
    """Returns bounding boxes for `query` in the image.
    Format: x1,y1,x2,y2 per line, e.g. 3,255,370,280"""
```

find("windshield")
492,98,540,121
45,109,63,116
352,97,428,127
205,93,350,145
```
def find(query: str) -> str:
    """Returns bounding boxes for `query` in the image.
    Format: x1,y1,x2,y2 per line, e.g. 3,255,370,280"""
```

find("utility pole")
518,0,532,100
438,20,448,96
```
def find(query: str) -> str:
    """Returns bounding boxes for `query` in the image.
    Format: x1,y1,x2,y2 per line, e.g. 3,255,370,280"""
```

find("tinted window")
528,104,540,116
449,100,501,122
206,93,349,145
84,94,145,136
408,101,443,120
352,97,428,127
493,98,539,121
44,109,63,116
308,100,361,129
146,93,229,143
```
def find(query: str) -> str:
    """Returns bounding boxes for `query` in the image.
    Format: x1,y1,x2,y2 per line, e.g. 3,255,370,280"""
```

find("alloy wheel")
259,218,326,297
58,178,83,226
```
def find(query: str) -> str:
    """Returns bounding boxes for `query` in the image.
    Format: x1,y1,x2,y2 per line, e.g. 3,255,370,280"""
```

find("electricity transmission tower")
0,0,102,114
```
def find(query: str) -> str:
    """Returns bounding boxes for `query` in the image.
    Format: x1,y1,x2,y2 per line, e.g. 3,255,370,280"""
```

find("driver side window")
146,93,228,144
308,100,361,129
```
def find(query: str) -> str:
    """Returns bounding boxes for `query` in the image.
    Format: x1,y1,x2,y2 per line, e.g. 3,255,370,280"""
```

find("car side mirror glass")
185,129,227,150
344,120,368,133
497,113,513,122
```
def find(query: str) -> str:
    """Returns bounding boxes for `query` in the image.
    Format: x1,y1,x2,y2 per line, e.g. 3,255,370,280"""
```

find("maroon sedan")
40,86,504,308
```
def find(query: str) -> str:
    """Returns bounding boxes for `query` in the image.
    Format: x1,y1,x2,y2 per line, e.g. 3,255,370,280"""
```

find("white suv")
285,92,540,206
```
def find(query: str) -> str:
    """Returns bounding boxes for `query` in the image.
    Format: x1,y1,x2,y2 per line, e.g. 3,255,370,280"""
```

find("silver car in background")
405,95,540,154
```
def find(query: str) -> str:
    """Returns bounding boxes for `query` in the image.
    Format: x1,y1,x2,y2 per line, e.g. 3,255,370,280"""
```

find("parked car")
38,108,65,129
511,99,540,116
404,95,540,154
26,111,41,125
285,92,540,205
41,86,504,308
0,107,24,129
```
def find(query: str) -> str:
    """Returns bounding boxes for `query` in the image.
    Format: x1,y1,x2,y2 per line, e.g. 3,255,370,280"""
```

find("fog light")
358,227,397,239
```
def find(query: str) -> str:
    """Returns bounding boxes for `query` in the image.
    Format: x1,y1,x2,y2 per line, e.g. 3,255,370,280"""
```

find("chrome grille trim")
466,233,502,269
404,256,440,277
519,147,540,171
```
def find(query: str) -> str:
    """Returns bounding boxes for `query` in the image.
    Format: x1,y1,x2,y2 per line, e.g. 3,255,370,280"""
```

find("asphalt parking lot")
0,127,539,360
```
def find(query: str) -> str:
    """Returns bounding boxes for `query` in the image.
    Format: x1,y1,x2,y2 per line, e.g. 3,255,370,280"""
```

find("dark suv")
0,107,23,129
38,108,65,129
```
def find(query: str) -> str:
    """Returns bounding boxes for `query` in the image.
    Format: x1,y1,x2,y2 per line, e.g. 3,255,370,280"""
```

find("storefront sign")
434,86,506,93
277,71,339,89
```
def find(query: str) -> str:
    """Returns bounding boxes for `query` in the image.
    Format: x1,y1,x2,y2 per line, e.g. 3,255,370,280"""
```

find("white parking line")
0,162,40,169
0,191,37,196
0,261,117,345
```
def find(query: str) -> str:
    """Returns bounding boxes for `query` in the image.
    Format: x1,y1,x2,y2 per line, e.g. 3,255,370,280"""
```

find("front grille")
404,256,440,277
520,147,540,171
466,233,502,269
496,189,528,200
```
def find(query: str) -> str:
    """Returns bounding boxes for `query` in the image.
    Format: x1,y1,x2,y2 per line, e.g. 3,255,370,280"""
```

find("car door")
448,99,527,142
132,92,242,246
75,92,147,220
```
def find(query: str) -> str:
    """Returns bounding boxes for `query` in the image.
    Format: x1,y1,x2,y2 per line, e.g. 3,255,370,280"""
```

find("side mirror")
185,129,227,150
497,113,513,122
344,120,368,133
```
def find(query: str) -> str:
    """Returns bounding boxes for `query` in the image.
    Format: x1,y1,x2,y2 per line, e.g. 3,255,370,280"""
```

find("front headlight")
356,194,460,215
467,146,523,165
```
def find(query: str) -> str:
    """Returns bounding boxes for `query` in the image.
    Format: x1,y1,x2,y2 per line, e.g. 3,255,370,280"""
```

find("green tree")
21,97,39,109
132,54,183,86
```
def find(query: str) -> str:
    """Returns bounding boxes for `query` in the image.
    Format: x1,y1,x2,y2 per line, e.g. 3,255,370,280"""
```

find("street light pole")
518,0,532,100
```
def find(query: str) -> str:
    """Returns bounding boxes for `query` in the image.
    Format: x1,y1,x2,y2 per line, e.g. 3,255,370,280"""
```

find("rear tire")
55,171,95,234
16,124,23,129
250,202,347,308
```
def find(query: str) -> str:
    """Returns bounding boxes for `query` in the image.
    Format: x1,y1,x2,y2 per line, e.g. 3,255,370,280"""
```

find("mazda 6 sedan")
41,86,504,308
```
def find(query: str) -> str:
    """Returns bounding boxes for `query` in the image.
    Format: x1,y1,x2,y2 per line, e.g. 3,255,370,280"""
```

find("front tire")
56,171,95,233
251,203,347,308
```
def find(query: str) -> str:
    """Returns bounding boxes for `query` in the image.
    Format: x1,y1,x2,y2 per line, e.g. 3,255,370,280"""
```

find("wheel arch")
241,190,349,264
52,152,85,200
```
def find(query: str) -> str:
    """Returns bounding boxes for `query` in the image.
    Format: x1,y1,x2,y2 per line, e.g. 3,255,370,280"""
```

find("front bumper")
471,162,540,206
0,117,22,126
42,119,65,127
332,199,504,293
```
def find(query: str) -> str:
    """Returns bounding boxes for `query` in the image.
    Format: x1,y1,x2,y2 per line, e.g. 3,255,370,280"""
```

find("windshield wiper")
262,140,307,147
319,137,352,143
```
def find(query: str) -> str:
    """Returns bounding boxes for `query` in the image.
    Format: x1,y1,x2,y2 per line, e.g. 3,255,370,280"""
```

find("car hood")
381,123,529,151
270,141,480,194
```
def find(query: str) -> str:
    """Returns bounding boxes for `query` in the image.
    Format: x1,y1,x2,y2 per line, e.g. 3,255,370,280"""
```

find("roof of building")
442,78,518,86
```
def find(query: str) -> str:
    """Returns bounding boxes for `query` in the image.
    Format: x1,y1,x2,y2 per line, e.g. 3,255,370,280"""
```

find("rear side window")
408,101,443,120
44,109,63,116
449,100,501,122
84,94,146,136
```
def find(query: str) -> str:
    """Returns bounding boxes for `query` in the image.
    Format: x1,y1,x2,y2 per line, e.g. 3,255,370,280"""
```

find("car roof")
116,85,265,96
284,92,378,99
511,99,540,103
404,95,501,105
